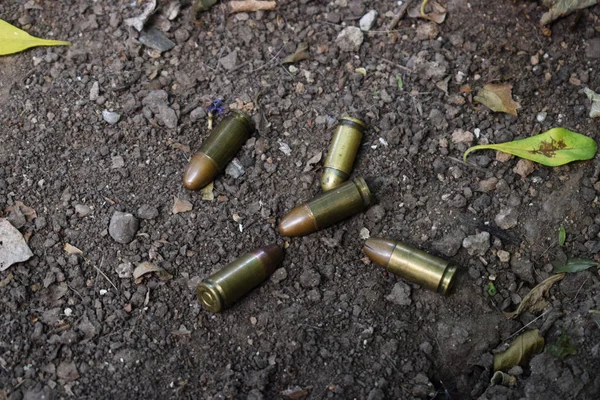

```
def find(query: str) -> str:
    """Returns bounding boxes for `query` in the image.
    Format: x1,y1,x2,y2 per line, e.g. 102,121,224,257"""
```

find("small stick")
502,308,551,342
229,0,276,13
387,0,415,31
89,257,119,293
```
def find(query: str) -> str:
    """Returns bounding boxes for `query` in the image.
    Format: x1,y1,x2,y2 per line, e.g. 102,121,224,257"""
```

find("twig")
387,0,415,31
378,57,413,73
88,257,119,292
571,276,589,303
229,0,276,13
248,45,285,74
447,156,488,173
502,308,552,342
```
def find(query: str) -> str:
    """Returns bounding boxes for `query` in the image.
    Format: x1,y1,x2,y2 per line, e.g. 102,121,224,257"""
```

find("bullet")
321,116,366,191
363,238,457,295
183,110,255,190
278,177,374,237
196,244,284,312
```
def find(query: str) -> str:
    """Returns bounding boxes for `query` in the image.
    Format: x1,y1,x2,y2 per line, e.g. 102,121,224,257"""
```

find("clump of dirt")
1,0,599,399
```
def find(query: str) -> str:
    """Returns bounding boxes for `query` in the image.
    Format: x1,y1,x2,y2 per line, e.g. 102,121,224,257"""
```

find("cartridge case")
278,177,374,237
196,244,284,312
363,238,457,295
183,110,255,190
321,117,366,191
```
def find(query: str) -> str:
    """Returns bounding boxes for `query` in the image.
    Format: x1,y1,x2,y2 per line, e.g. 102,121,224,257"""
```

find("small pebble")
102,110,121,125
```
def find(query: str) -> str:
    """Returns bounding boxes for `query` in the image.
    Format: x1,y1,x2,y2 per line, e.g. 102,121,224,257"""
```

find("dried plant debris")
408,0,447,24
0,218,33,271
552,258,599,273
474,83,520,116
493,329,545,372
490,371,517,386
504,274,565,319
125,0,157,31
583,87,600,118
0,19,70,56
464,128,597,167
229,0,277,13
63,243,83,255
547,332,577,360
133,261,173,284
282,42,309,64
540,0,599,26
192,0,218,17
172,196,193,214
201,182,215,201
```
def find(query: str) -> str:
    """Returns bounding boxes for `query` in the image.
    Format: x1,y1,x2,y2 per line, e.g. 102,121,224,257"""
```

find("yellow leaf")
0,19,71,56
504,273,565,319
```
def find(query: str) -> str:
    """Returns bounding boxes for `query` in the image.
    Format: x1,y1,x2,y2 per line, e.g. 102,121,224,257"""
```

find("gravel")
462,232,491,256
108,211,140,244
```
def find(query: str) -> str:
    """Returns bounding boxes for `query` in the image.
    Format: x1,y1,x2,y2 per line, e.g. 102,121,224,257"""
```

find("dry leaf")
124,0,157,31
63,243,83,255
540,0,598,25
303,152,322,172
172,196,193,214
493,329,545,372
475,84,521,116
282,42,309,64
0,19,71,56
133,261,173,284
504,273,565,319
436,76,451,95
201,182,215,201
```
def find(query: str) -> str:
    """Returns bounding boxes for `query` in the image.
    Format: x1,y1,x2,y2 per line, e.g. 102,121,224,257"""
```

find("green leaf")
547,332,576,360
396,75,403,90
487,282,497,296
463,128,597,167
0,19,71,56
552,258,599,273
558,225,566,247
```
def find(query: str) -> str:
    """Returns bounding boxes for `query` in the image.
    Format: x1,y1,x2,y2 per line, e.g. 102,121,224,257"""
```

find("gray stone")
477,177,498,192
90,81,99,101
219,50,238,71
102,110,121,125
116,262,134,278
156,104,178,128
433,231,466,257
586,37,600,59
75,204,92,217
385,281,412,306
142,90,169,107
108,211,139,244
225,158,245,178
271,268,287,284
359,10,378,32
139,27,176,52
7,207,26,229
137,204,159,220
0,218,33,271
336,27,364,52
57,361,79,382
495,208,519,230
190,107,207,122
511,258,534,284
111,155,125,169
365,205,385,223
462,232,490,256
299,269,321,288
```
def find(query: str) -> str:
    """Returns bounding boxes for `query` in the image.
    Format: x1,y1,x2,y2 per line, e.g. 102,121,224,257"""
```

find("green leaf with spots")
463,128,597,166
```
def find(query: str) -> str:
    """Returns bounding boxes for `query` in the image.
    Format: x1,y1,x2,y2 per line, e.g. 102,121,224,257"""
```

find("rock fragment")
514,159,535,179
495,208,519,230
336,27,364,52
462,232,490,256
386,281,412,306
359,10,378,31
102,110,121,125
0,218,33,271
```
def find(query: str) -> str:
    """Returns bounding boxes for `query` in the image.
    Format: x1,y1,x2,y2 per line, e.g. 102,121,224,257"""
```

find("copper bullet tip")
183,152,219,191
278,205,318,237
362,238,396,267
255,244,285,275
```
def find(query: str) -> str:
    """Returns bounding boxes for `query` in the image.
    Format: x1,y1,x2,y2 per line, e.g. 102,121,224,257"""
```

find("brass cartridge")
196,244,283,312
183,110,254,190
278,177,374,237
321,117,366,191
363,238,457,295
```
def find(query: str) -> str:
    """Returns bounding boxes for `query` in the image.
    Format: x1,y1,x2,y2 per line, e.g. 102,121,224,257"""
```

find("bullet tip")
278,205,318,237
183,152,219,191
363,238,396,267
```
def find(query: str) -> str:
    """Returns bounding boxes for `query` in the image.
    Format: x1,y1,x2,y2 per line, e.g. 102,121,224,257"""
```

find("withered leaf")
15,201,37,221
540,0,599,25
201,182,214,201
282,42,309,64
504,273,565,319
172,196,193,214
464,128,597,167
303,151,322,172
493,329,545,372
474,84,521,116
133,261,173,284
63,243,83,255
408,0,447,24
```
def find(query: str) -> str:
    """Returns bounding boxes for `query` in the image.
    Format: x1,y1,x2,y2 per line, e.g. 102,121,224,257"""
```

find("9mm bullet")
278,177,374,237
196,244,284,312
183,110,255,190
363,238,458,295
321,117,366,191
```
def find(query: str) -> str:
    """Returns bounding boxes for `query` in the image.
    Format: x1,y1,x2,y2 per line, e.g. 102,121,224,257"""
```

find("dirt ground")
1,0,600,399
